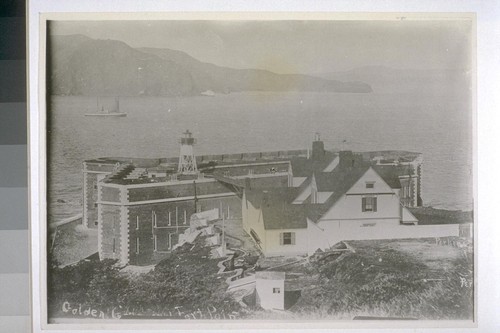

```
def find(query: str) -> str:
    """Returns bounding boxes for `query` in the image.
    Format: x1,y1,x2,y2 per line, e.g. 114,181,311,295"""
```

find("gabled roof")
245,188,308,230
289,151,337,177
245,163,374,228
305,165,371,222
373,164,415,189
314,164,370,194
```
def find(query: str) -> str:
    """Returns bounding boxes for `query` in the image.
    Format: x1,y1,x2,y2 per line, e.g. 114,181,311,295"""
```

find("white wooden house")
242,156,458,256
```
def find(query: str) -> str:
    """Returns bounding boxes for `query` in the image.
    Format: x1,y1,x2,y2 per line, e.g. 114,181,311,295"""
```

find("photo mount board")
27,2,493,332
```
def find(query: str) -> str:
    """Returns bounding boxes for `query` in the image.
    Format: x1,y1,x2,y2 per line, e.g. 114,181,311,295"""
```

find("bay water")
48,90,473,223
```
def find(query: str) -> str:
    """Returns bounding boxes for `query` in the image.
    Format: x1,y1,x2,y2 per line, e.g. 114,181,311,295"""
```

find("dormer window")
366,181,375,189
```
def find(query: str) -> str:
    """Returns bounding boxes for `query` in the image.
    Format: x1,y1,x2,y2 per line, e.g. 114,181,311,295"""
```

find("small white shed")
255,271,285,310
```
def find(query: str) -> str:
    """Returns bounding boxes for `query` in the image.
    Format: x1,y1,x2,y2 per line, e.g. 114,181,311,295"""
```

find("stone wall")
160,149,308,164
247,175,289,189
82,161,115,228
127,180,232,202
124,195,240,266
83,172,98,228
128,201,194,265
215,162,289,177
99,204,123,261
101,186,121,202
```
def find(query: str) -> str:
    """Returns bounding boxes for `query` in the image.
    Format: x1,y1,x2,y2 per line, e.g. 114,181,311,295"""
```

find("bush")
48,237,241,319
48,258,129,317
297,241,473,319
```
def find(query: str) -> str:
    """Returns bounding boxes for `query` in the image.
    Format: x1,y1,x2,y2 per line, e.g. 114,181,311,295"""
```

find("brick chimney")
339,150,355,169
311,132,325,161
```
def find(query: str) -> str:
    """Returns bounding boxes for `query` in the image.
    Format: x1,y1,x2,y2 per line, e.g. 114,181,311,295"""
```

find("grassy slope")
288,238,473,320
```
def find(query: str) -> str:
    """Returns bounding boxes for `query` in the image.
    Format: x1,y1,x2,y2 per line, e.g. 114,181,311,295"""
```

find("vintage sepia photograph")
41,14,474,325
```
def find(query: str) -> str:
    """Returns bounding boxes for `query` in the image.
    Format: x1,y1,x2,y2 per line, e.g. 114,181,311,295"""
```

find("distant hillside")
139,47,372,95
315,65,471,94
48,35,372,97
49,35,194,96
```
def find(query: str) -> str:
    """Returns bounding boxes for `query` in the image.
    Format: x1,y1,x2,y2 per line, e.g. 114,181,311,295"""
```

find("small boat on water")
85,97,127,117
200,90,215,97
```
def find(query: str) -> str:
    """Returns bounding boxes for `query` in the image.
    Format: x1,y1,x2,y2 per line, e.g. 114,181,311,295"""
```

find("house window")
362,196,377,212
280,232,296,245
136,216,139,230
94,221,98,226
273,287,281,294
403,186,410,198
366,182,375,189
168,211,171,226
94,203,98,208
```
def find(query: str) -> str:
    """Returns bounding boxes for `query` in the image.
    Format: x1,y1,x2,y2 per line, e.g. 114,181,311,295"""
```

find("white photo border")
28,1,498,332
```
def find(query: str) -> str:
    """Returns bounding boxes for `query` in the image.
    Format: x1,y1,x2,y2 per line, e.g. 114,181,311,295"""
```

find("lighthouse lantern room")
178,130,198,174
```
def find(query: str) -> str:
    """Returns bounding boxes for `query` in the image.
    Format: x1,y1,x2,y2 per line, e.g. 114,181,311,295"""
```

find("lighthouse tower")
178,130,198,174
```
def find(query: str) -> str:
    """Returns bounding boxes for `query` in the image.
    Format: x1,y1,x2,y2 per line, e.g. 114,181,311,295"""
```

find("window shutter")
291,232,296,245
279,233,284,245
362,197,366,212
373,197,377,212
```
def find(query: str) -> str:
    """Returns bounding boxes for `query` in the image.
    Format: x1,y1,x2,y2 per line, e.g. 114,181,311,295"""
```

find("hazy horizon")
48,20,472,74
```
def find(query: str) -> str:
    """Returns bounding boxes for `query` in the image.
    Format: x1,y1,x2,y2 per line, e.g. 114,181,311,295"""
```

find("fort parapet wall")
84,149,308,168
160,149,308,164
88,149,421,168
